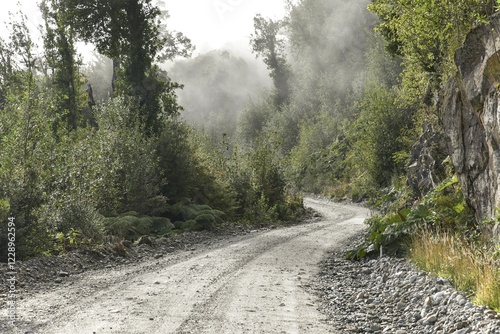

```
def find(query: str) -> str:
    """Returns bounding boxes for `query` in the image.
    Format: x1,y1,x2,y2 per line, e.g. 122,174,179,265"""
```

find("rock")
153,254,163,259
121,240,132,248
58,271,70,277
432,291,448,305
136,236,152,246
361,268,372,275
356,292,366,300
314,252,500,334
407,122,448,198
423,314,437,325
54,278,63,284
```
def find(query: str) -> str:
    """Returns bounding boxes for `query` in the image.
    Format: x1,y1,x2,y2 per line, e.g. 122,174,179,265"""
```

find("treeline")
236,0,411,200
0,0,303,261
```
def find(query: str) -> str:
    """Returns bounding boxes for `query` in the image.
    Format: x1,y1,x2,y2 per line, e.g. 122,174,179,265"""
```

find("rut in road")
5,197,369,334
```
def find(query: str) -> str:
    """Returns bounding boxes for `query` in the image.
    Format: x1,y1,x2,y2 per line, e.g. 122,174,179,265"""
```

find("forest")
0,0,499,310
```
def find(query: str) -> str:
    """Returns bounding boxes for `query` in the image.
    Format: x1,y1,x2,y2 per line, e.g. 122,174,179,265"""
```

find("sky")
0,0,288,57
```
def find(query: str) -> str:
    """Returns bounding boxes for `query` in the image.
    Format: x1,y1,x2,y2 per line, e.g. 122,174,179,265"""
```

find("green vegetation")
1,0,499,310
0,1,304,261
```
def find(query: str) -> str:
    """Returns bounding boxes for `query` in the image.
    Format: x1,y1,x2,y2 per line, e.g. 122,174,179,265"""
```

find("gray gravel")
314,251,500,333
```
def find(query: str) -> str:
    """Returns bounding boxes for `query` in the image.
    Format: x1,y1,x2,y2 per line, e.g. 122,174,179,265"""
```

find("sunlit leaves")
368,0,493,93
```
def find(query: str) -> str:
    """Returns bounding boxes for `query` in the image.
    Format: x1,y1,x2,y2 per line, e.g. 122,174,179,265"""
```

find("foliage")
251,14,291,108
349,84,417,189
237,94,276,146
286,112,349,194
368,0,494,98
41,0,87,130
347,175,477,260
58,0,194,133
286,0,373,120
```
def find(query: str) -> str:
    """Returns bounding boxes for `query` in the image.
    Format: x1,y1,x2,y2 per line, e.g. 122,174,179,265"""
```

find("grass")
410,230,500,311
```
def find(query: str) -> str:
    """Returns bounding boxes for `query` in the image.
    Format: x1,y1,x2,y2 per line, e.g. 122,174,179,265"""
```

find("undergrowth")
347,175,476,259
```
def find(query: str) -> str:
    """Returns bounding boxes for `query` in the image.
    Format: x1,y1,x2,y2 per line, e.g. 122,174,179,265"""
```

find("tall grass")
410,230,500,311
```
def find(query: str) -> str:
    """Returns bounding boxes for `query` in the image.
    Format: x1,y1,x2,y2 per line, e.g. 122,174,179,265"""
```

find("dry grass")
410,230,500,311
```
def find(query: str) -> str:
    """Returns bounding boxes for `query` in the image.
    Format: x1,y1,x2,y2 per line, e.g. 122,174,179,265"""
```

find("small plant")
54,228,82,254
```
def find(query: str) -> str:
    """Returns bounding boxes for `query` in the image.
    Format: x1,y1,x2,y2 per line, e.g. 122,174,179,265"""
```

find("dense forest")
0,0,499,309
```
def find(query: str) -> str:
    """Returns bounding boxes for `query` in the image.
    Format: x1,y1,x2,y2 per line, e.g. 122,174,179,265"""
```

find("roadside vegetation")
0,0,499,311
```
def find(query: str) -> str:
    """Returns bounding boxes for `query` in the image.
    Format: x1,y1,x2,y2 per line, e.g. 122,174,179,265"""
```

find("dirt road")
5,197,369,334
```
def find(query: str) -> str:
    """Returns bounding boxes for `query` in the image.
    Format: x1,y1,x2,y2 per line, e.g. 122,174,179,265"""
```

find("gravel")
1,202,499,333
0,213,313,296
313,245,500,334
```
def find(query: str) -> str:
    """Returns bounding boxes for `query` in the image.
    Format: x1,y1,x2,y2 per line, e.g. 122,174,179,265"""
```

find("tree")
250,14,291,109
59,0,194,133
40,0,85,130
368,0,495,96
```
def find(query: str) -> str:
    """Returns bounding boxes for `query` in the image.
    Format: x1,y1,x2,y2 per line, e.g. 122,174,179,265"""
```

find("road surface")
5,196,369,334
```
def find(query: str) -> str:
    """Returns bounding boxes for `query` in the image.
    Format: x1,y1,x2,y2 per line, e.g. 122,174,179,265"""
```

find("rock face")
439,12,500,237
407,121,449,198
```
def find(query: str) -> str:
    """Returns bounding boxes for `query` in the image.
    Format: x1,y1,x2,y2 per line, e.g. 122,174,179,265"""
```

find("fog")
169,47,272,136
288,0,374,108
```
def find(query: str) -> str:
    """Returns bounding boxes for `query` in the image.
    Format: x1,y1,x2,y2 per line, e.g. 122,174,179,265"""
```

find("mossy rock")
102,216,149,240
99,210,118,218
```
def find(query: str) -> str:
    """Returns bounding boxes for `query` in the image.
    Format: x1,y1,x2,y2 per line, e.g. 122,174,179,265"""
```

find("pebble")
58,271,70,277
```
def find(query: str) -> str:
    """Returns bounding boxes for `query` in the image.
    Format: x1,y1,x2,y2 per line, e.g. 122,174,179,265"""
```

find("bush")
347,175,476,260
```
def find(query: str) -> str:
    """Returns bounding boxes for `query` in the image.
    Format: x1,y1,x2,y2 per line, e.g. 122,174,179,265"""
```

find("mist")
287,0,375,113
169,48,272,136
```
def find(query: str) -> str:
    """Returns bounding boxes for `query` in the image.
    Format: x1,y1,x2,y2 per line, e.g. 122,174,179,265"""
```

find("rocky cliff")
439,12,500,237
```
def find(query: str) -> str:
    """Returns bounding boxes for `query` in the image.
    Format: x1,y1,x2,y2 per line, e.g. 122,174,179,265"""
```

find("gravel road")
1,197,369,334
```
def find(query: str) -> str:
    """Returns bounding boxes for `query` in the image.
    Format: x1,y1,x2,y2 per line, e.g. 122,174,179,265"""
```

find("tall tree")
250,14,291,109
59,0,194,133
40,0,83,130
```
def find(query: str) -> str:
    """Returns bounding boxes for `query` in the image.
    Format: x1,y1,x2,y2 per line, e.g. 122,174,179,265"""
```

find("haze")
0,0,288,55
